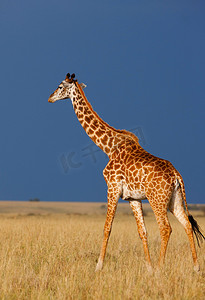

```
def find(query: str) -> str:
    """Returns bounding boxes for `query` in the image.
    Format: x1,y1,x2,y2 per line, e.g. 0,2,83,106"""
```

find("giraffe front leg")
96,184,121,271
129,200,152,272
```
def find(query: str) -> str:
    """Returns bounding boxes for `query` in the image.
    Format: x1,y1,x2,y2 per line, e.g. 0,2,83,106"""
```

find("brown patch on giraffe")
129,165,135,172
104,146,110,153
83,122,89,130
116,175,123,181
85,115,92,123
88,128,94,135
92,119,98,127
96,129,104,137
77,112,83,119
161,181,166,189
115,164,121,170
84,107,89,114
89,114,94,121
101,135,108,144
155,184,161,190
135,163,141,169
147,172,154,182
108,139,113,148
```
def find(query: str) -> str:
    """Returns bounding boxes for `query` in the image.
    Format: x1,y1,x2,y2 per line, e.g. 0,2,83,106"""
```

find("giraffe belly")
121,184,146,201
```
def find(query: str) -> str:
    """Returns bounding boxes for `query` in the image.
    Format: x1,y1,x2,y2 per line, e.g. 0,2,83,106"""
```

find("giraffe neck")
71,82,139,157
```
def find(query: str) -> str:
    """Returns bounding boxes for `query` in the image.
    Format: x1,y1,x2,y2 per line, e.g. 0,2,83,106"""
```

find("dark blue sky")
0,1,204,203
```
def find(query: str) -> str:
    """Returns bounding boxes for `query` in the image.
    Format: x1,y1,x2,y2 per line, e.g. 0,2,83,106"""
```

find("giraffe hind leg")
155,212,172,267
169,187,199,271
129,200,152,271
148,196,172,267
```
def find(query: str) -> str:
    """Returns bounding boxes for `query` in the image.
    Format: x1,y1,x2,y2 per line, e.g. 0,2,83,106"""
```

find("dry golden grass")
0,202,204,299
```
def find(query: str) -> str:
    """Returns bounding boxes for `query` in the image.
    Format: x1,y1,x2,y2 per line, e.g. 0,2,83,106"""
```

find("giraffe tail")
176,172,205,247
188,215,205,247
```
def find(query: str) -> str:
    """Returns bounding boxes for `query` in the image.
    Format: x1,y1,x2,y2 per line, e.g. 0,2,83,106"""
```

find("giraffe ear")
80,83,87,89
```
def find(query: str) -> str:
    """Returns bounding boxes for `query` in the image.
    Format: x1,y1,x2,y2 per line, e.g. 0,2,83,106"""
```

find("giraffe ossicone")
48,73,204,272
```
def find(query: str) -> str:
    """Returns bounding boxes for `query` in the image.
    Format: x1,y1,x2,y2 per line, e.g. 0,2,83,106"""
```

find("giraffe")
48,73,204,272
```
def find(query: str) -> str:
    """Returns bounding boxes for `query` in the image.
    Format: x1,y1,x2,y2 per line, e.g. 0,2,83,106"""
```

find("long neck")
71,82,139,158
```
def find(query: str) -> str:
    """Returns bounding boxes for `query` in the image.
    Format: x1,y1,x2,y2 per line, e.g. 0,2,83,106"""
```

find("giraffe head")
48,73,86,103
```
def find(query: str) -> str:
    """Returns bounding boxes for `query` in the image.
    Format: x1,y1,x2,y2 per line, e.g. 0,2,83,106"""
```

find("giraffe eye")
59,86,63,89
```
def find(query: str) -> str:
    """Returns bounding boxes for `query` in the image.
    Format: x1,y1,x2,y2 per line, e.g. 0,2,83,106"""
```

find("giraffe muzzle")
48,94,56,103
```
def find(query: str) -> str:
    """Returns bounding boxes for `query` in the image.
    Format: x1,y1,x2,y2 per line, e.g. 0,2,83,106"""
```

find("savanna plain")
0,201,204,300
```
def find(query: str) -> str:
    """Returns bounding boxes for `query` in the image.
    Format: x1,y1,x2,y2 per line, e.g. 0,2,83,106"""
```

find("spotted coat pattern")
48,74,199,272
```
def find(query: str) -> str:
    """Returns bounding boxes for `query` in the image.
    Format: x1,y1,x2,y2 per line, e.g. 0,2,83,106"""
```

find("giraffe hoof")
95,260,103,272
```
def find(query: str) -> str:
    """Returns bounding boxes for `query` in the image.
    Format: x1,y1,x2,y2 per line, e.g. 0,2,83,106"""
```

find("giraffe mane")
76,82,139,145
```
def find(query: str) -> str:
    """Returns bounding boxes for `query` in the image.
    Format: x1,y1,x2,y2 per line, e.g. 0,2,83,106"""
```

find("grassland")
0,201,204,299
